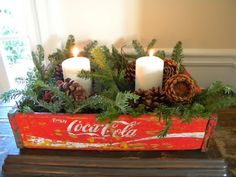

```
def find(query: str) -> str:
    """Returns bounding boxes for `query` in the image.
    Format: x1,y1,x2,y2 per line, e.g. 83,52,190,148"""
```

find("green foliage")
33,80,78,113
171,41,184,73
155,50,166,59
78,92,139,122
0,89,22,102
132,40,146,57
65,35,76,53
115,92,139,113
79,45,131,96
91,46,109,69
81,40,98,58
31,45,46,81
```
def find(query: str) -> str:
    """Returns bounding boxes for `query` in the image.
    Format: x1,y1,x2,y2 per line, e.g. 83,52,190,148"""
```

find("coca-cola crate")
8,112,217,151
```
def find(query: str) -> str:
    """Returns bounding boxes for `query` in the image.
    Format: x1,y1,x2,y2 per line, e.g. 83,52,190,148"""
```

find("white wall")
36,0,236,50
35,0,236,90
1,0,236,93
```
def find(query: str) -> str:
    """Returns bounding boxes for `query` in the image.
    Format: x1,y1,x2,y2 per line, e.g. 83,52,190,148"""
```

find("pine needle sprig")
155,50,166,59
204,81,233,97
65,34,76,52
132,40,146,57
171,41,184,73
48,49,67,65
81,40,98,58
91,47,109,69
48,35,76,65
111,46,128,72
171,41,184,64
206,96,236,113
32,45,46,81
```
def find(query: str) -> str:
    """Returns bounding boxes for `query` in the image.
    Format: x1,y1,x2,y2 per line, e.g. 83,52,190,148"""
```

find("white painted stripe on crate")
121,132,205,145
26,132,205,148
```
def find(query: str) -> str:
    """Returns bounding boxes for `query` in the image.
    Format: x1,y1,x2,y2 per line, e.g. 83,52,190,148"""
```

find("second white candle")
135,52,164,90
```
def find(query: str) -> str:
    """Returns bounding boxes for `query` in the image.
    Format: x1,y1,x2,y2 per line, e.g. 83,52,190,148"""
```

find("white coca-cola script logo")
67,120,140,138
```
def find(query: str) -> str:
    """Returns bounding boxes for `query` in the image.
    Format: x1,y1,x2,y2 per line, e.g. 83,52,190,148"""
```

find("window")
0,0,33,90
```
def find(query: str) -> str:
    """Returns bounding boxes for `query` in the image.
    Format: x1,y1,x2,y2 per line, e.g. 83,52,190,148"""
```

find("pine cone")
164,74,196,104
134,87,166,111
42,90,55,103
54,64,64,81
56,78,87,103
125,61,135,82
163,59,178,85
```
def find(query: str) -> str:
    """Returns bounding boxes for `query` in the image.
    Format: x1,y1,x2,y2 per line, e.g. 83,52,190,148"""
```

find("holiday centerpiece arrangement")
2,35,236,151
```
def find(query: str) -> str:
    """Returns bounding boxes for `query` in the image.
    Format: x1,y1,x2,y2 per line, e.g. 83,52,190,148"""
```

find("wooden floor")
0,102,236,176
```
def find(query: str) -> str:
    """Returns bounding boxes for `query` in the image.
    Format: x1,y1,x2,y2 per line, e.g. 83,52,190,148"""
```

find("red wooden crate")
8,112,217,151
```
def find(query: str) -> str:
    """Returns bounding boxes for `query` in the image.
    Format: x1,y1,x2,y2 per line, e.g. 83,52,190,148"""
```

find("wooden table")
2,148,228,177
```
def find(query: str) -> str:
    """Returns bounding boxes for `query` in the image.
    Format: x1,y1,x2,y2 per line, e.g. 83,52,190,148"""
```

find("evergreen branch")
20,106,34,113
78,70,113,81
0,89,23,102
171,41,184,65
65,34,75,51
204,81,233,97
25,89,63,113
146,39,157,53
97,108,120,122
48,48,67,65
75,95,114,113
115,92,139,113
155,50,166,59
82,40,98,58
171,41,184,73
158,115,173,138
132,40,146,57
33,80,78,113
111,46,128,72
32,45,46,81
206,96,236,113
91,47,108,69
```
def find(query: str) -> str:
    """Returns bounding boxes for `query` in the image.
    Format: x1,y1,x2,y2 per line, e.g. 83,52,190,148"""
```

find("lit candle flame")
72,47,79,57
149,49,155,57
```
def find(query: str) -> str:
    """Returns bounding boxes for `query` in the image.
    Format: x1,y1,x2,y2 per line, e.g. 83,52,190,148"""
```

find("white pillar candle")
135,50,164,90
62,47,92,95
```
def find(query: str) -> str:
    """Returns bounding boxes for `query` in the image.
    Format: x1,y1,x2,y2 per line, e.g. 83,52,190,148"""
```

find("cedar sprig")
22,89,63,113
0,89,23,103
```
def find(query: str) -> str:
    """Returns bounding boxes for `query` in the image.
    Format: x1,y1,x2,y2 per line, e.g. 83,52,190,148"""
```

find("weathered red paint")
8,112,217,151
